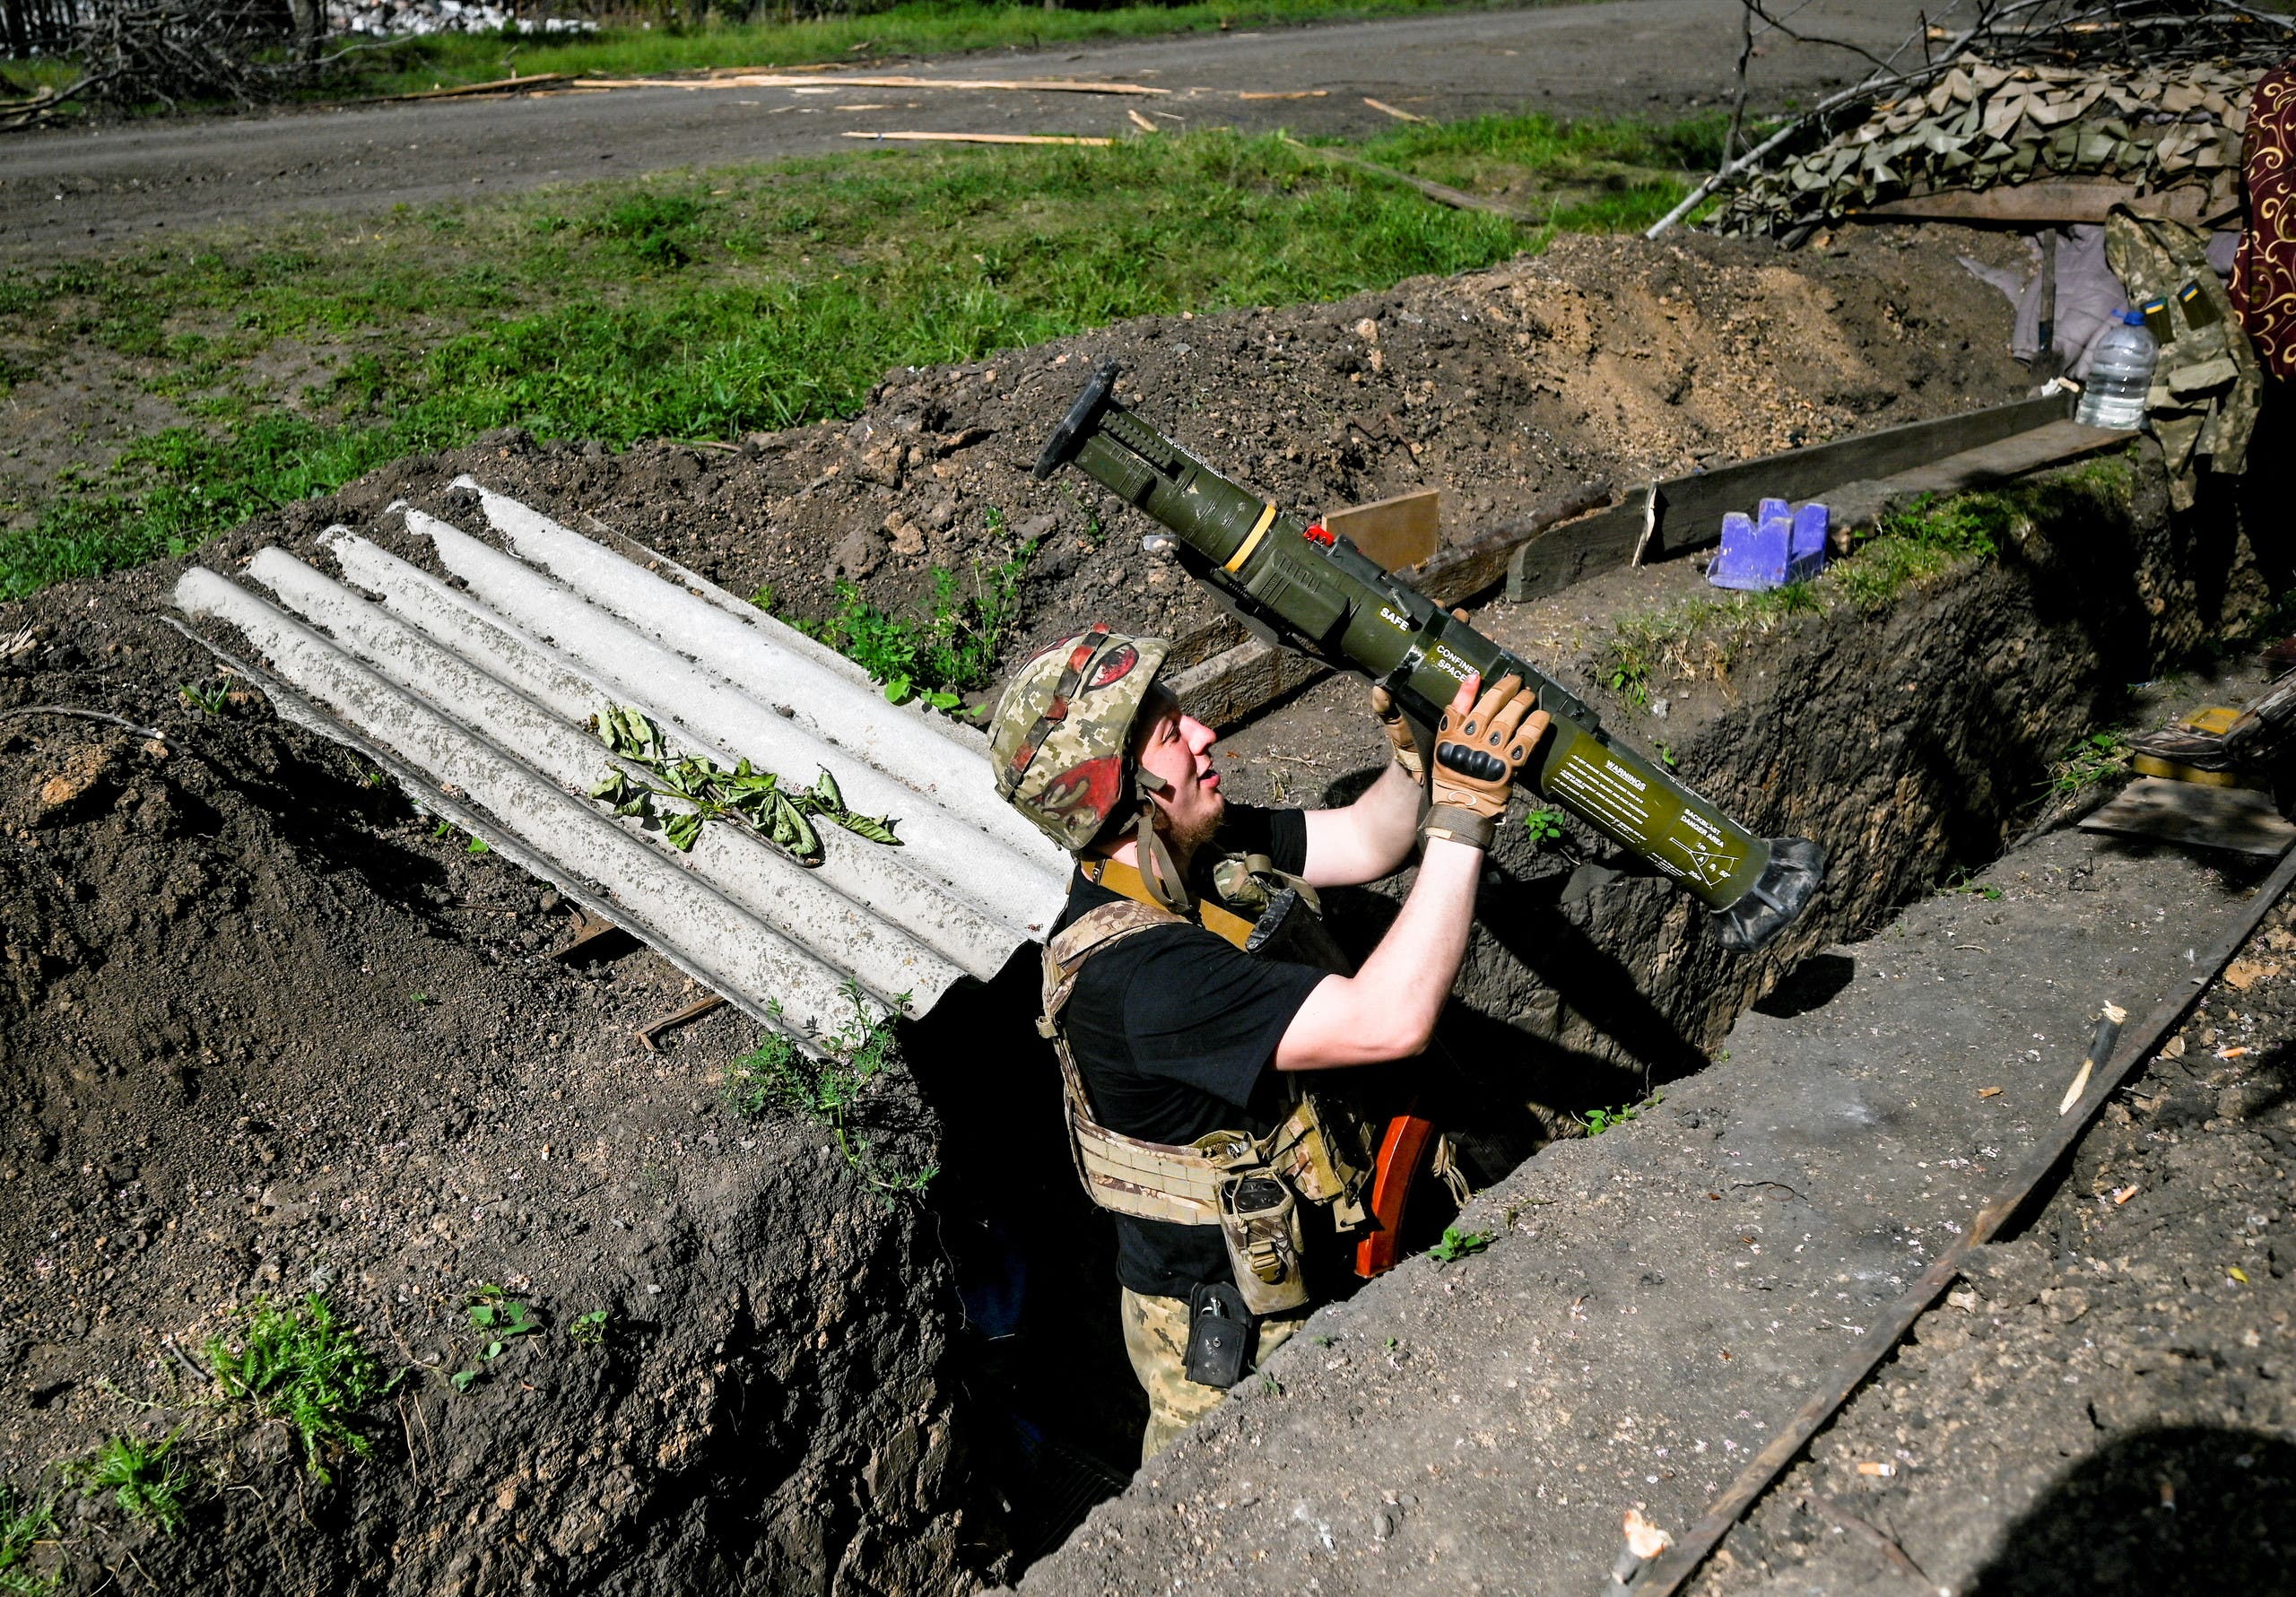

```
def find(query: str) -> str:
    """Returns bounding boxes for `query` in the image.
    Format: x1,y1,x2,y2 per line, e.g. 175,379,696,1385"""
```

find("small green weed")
589,704,898,857
464,835,491,855
430,819,454,840
1428,1226,1492,1265
409,992,432,1006
177,681,229,715
63,1432,187,1535
2050,729,2130,795
726,984,935,1196
587,190,712,270
1964,882,2004,901
568,1308,611,1349
1521,806,1565,847
803,541,1033,711
1580,1091,1661,1136
452,1284,544,1391
202,1294,395,1484
0,1486,57,1594
1872,490,2019,558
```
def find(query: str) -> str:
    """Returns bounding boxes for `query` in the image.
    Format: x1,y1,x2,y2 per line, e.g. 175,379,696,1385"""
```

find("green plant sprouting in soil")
62,1432,188,1535
800,539,1033,711
177,681,229,714
1521,805,1566,847
1428,1226,1492,1264
1580,1091,1661,1136
726,984,935,1196
0,1487,58,1595
589,704,899,858
201,1294,395,1484
568,1309,611,1349
451,1284,544,1392
2049,729,2132,795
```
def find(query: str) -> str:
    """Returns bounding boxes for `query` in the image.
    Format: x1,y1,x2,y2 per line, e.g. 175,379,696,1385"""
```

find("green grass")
2048,728,2130,795
62,1433,188,1535
796,526,1031,708
0,1487,57,1596
337,0,1585,98
727,983,935,1195
0,112,1708,603
201,1295,395,1484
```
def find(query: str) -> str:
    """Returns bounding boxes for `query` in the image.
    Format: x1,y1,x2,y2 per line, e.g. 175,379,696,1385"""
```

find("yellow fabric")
1083,855,1257,950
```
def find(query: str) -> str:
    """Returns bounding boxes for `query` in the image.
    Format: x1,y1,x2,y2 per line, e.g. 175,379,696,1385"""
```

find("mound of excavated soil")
0,225,2039,1593
222,227,2031,694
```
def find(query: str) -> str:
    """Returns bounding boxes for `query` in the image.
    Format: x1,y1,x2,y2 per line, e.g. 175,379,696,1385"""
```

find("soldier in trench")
988,625,1548,1460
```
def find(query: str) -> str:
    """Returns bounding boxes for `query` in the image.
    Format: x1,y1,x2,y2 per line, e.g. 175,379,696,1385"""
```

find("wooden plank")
1846,179,2222,228
842,131,1113,148
2081,777,2296,855
1170,639,1328,729
1327,490,1439,573
1400,481,1612,605
1505,394,2067,602
1824,418,2139,532
1634,842,2296,1597
576,73,1168,95
376,73,570,102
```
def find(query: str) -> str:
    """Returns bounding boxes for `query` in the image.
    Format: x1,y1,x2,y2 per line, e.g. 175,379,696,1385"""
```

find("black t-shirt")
1052,805,1330,1299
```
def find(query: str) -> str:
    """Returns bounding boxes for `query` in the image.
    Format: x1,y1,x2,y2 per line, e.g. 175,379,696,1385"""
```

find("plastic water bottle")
2075,310,2159,430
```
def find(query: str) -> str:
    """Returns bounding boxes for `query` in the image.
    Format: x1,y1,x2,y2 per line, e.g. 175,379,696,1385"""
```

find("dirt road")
3,0,1928,263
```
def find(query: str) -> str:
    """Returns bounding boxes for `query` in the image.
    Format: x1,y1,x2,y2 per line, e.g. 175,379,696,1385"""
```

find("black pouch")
1181,1280,1254,1389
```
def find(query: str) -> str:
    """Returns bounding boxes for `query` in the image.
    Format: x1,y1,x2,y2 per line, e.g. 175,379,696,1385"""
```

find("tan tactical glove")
1369,685,1424,780
1423,673,1550,850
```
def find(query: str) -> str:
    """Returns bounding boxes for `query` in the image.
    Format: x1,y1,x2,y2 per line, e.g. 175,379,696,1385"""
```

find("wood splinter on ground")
2058,1002,2127,1115
637,994,729,1052
1362,96,1428,123
577,73,1168,96
1127,108,1158,134
841,131,1114,147
553,907,624,962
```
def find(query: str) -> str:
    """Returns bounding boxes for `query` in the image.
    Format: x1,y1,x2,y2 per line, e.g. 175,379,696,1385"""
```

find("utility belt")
1038,855,1375,1324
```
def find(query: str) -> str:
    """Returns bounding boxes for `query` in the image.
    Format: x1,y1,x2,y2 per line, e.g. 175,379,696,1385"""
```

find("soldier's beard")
1155,798,1222,866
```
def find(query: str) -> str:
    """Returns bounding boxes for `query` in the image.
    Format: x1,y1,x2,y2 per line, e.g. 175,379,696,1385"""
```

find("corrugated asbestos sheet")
170,478,1071,1044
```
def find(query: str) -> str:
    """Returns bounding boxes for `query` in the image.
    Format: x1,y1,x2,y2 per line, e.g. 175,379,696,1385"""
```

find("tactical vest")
1038,855,1376,1314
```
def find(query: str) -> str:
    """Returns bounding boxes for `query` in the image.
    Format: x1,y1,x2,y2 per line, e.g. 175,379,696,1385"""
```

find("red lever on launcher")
1302,521,1335,547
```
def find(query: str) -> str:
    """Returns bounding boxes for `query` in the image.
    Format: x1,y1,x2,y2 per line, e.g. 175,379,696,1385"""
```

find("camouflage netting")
1714,55,2257,238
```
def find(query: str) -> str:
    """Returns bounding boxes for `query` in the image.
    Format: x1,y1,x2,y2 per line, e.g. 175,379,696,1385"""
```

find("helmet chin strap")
1130,768,1193,914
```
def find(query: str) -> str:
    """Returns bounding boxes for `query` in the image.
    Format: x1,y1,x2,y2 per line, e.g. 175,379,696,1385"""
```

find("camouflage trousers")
1119,1288,1306,1462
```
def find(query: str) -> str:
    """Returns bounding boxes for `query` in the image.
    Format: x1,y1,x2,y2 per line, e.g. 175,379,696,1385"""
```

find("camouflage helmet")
988,624,1172,853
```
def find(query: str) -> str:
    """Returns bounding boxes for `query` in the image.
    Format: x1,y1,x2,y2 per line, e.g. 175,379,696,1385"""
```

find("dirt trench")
0,223,2257,1593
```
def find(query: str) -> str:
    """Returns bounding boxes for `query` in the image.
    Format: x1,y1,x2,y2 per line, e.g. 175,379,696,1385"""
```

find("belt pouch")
1218,1168,1310,1315
1182,1281,1253,1389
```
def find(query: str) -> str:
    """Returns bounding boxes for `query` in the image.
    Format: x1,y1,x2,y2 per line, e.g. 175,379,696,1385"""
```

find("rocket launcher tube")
1037,362,1822,954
